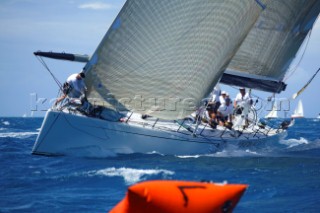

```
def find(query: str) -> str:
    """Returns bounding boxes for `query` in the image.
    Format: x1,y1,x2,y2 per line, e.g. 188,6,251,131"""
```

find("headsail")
265,101,278,119
291,99,304,118
84,0,268,119
221,0,320,93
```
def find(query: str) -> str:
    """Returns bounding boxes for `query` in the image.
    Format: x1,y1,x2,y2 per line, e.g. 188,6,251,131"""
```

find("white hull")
32,110,286,156
265,116,278,119
291,115,304,119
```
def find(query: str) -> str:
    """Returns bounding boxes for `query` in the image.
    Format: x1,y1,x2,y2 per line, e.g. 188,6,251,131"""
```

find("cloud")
78,2,113,10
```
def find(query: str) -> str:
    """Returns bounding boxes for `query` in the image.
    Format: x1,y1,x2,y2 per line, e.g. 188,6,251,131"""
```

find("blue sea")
1,117,320,212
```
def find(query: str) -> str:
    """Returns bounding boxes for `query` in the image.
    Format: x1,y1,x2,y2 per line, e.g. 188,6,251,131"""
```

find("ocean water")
1,117,320,213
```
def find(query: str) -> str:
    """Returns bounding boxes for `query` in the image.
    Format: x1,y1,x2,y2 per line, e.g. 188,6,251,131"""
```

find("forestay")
222,0,320,93
84,0,268,119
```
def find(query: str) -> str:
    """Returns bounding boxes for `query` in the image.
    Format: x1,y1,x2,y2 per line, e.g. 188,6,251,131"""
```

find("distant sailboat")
265,102,278,119
291,100,304,118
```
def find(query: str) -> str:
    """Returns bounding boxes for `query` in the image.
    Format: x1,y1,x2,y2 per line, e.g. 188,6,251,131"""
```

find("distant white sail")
265,102,278,119
291,100,304,118
221,0,320,93
84,0,268,119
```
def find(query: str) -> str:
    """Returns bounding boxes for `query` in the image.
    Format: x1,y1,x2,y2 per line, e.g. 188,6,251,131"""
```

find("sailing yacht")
265,102,278,119
291,100,304,119
32,0,320,156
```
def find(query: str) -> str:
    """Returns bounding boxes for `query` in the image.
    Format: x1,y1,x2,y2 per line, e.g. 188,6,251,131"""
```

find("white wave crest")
279,137,309,148
176,155,201,158
146,151,165,156
212,149,260,157
2,121,10,125
87,167,174,185
0,131,39,138
176,147,260,158
206,143,260,157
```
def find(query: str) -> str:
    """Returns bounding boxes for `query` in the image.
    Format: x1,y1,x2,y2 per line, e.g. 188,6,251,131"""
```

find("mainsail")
84,0,268,119
221,0,320,93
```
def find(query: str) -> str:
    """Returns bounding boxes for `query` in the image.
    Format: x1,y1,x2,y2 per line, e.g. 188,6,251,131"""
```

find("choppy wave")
85,167,175,185
2,121,10,126
0,131,39,139
211,148,260,157
279,137,309,148
177,144,261,158
282,139,320,153
146,151,165,156
176,137,320,158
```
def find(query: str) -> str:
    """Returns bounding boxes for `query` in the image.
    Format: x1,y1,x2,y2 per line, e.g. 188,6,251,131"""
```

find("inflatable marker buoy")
110,180,248,213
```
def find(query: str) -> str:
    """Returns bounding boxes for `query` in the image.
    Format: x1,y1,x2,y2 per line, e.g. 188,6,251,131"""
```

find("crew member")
55,71,87,105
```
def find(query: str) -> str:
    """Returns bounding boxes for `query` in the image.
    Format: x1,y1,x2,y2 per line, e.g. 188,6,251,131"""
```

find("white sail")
265,102,278,119
34,0,309,157
221,0,320,93
84,0,268,119
291,99,304,118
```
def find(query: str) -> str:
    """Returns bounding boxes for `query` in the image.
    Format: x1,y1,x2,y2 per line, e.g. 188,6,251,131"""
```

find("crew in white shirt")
233,87,253,127
55,71,87,106
66,72,87,98
233,87,252,108
219,91,227,106
217,97,233,126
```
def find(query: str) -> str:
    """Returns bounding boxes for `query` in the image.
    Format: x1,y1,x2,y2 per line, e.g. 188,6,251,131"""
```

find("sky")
0,0,319,118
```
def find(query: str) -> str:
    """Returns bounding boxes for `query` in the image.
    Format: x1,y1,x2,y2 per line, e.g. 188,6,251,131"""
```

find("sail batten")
222,0,320,93
85,0,268,119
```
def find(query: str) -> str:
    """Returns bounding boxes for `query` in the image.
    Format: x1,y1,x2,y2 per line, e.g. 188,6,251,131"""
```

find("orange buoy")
110,180,248,213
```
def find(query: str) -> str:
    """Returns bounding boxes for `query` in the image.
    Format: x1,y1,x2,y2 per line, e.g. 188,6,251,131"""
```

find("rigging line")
292,67,320,100
283,28,313,82
64,112,220,145
65,109,219,143
275,9,320,93
301,68,320,86
36,56,63,91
